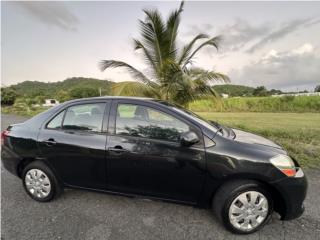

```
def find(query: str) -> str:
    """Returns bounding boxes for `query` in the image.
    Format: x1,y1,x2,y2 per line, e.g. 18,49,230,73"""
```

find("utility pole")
99,87,102,96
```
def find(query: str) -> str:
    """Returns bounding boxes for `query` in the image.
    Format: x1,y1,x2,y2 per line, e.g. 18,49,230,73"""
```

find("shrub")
1,88,18,105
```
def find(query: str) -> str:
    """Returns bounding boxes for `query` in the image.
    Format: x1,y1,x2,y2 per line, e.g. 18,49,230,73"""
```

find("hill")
6,80,282,100
9,77,113,98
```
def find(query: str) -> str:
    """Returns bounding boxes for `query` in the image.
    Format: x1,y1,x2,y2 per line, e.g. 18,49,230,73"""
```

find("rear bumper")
1,146,21,177
272,168,307,220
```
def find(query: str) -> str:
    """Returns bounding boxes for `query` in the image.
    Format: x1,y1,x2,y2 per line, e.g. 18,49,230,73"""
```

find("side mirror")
180,131,199,147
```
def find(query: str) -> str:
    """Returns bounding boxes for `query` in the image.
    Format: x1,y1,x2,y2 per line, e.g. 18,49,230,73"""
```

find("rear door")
106,100,206,203
38,101,110,190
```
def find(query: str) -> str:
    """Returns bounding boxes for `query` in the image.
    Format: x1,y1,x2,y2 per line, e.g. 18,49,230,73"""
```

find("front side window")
47,110,65,129
116,104,190,141
62,103,105,132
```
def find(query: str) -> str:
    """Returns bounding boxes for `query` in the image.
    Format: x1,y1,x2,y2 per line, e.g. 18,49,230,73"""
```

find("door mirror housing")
180,131,199,146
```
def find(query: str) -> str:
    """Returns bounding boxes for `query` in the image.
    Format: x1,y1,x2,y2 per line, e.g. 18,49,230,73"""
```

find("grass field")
196,112,320,168
190,95,320,112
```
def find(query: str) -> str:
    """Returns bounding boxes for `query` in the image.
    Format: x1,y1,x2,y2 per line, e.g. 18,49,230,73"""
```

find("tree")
56,90,71,103
1,88,18,105
253,86,269,97
315,85,320,92
69,87,100,99
269,89,282,95
99,1,229,106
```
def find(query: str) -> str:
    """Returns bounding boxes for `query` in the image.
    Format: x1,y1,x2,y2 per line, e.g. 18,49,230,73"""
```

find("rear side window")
47,111,65,129
62,103,106,132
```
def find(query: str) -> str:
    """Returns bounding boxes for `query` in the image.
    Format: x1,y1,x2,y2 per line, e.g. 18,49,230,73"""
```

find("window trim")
44,101,109,133
114,102,194,143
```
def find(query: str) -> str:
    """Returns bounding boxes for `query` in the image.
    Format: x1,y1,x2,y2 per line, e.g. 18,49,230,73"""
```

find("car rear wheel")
22,161,62,202
213,180,273,234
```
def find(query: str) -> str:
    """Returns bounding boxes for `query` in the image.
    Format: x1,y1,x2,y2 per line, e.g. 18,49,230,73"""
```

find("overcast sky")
2,1,320,91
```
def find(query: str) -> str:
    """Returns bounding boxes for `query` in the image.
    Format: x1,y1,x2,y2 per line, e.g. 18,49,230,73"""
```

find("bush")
1,88,18,105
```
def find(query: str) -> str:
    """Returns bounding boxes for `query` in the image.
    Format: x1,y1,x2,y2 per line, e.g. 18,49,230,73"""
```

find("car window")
62,103,105,132
116,104,190,141
47,111,65,129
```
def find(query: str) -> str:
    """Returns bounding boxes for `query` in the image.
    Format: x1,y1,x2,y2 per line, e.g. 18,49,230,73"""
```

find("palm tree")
99,1,229,106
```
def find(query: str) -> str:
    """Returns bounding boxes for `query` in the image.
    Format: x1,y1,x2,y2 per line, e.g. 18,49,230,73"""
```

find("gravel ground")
1,113,320,240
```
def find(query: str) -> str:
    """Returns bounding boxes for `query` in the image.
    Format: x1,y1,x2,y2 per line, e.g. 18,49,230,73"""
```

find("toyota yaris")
1,97,307,234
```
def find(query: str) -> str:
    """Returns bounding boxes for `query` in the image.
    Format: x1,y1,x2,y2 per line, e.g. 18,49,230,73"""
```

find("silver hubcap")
229,191,269,231
25,169,51,198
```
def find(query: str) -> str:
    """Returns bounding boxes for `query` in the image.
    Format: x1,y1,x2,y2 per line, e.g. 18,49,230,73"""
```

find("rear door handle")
43,138,57,146
108,146,128,154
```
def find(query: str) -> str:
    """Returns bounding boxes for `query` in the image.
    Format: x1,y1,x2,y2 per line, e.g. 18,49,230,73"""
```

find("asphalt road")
1,113,320,240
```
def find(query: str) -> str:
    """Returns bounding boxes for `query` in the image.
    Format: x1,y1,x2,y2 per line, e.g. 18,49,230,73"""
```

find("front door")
38,101,110,190
106,100,206,203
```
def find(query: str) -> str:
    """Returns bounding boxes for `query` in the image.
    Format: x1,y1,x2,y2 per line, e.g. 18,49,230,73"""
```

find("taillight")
1,130,10,146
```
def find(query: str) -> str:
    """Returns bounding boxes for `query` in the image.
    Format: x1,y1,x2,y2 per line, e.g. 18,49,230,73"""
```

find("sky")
2,1,320,91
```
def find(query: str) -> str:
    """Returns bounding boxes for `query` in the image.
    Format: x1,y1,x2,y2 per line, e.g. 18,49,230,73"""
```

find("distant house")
42,99,59,107
221,93,229,98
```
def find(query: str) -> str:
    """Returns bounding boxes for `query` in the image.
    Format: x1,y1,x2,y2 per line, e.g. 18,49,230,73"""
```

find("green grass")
190,96,320,112
197,112,320,168
1,105,50,117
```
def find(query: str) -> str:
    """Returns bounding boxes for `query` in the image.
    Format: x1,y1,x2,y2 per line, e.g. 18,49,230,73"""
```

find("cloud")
229,43,320,91
185,18,320,54
218,19,271,52
15,2,79,31
247,18,320,53
183,19,270,57
184,23,215,36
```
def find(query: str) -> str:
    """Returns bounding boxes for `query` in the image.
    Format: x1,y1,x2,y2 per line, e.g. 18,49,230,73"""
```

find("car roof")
63,96,156,104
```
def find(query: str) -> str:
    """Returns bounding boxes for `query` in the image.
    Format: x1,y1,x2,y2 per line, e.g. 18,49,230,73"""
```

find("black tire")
22,161,63,202
212,180,273,234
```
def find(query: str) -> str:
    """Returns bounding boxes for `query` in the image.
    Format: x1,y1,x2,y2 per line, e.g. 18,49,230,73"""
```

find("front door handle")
43,138,57,146
108,146,128,154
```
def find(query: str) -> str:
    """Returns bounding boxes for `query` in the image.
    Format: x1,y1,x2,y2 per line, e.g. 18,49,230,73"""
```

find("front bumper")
272,168,307,220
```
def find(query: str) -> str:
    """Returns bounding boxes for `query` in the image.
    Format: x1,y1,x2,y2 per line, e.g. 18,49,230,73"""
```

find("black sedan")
1,97,307,234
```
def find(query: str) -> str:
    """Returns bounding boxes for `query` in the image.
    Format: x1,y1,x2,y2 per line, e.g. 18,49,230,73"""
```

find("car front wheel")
213,180,273,234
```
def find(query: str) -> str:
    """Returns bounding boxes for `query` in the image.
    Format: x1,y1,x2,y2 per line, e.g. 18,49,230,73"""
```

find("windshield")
155,101,219,133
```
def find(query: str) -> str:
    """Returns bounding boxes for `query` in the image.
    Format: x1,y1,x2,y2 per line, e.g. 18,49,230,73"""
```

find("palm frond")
187,67,230,83
112,81,160,98
165,1,184,58
182,36,222,69
99,60,154,86
178,33,209,65
133,39,158,74
140,9,166,66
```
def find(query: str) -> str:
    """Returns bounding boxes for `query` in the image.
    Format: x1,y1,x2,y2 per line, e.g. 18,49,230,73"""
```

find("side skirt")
64,184,200,207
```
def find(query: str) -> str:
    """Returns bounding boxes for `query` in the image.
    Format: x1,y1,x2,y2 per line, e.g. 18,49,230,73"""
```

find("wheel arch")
17,158,63,185
209,174,286,219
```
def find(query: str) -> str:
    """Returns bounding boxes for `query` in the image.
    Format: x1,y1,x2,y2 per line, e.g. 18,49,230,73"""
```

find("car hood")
232,128,282,150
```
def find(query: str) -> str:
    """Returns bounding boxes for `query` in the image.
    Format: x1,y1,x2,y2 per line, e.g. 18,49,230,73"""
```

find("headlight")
270,154,296,177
